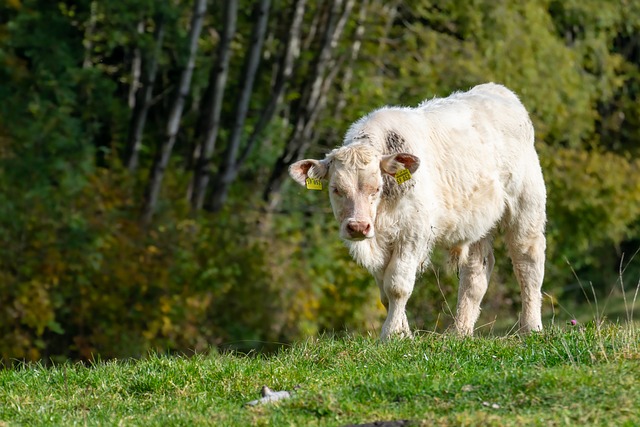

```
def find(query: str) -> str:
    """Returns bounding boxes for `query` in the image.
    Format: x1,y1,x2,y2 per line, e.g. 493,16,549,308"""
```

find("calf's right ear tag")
305,177,323,190
394,168,412,185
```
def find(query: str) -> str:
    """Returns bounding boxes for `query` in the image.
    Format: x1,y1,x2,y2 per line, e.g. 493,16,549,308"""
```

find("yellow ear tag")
395,168,412,185
305,177,323,190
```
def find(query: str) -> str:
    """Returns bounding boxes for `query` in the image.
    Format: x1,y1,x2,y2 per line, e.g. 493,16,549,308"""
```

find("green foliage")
1,0,640,361
541,145,640,285
0,324,637,425
0,163,383,361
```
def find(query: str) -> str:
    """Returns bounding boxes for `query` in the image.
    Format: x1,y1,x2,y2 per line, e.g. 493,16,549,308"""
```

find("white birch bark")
142,0,207,223
263,0,354,209
128,20,145,109
236,0,307,172
190,1,239,210
208,0,272,212
125,16,165,171
335,0,369,117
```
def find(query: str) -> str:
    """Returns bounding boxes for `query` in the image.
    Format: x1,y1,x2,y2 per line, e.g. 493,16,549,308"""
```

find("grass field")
0,321,638,426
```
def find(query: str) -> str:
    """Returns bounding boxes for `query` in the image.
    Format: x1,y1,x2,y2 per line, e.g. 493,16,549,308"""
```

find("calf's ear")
289,159,329,187
380,153,420,176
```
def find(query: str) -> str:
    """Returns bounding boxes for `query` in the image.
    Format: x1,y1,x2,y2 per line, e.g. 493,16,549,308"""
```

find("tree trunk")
263,0,354,209
374,0,400,78
189,1,239,211
334,0,369,118
125,15,165,171
236,0,307,169
128,20,145,110
82,0,98,69
208,0,272,212
141,0,207,224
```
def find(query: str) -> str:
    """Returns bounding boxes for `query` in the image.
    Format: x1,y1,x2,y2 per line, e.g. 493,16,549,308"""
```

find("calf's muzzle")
345,220,372,240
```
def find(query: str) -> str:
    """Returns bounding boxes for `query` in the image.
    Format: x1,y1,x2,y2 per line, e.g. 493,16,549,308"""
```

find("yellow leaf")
160,297,171,314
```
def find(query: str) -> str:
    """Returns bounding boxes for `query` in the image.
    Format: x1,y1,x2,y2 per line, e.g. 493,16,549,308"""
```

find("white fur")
289,83,547,339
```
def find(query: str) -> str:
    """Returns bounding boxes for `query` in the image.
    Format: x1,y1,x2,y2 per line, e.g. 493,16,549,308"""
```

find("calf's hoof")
380,328,413,342
519,322,543,334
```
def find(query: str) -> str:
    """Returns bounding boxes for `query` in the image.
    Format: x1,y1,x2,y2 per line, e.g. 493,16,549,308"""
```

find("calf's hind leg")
454,238,494,336
506,209,546,333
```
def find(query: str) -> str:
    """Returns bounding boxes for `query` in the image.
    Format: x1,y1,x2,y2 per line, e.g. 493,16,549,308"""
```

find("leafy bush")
541,144,640,292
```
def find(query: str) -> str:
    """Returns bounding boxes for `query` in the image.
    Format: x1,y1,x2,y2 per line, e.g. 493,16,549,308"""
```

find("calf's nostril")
347,221,370,235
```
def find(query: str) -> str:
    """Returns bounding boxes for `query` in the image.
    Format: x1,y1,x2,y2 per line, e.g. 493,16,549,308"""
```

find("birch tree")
125,15,165,172
263,0,355,209
128,20,145,110
82,1,98,69
208,0,272,212
334,0,369,119
141,0,207,223
236,0,307,178
189,1,238,210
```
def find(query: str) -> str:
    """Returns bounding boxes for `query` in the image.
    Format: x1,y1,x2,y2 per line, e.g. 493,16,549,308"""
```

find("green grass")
0,323,638,426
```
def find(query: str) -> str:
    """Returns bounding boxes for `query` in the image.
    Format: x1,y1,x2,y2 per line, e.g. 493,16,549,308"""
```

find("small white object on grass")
245,386,293,406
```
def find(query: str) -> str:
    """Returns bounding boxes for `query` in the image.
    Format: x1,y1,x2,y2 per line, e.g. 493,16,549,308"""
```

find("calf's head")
289,144,420,241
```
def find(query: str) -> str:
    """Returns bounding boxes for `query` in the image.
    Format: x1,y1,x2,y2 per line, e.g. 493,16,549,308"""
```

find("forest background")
1,0,639,363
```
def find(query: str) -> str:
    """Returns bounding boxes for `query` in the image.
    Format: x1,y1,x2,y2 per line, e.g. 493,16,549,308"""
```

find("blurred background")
1,0,639,363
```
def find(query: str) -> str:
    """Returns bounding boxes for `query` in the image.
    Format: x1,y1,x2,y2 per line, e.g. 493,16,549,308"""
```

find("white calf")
289,83,546,339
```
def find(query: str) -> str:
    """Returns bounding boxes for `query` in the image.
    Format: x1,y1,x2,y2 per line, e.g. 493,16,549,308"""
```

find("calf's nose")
346,220,371,237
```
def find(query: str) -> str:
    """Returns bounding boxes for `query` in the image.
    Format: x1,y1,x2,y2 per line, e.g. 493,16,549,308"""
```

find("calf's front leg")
380,253,418,340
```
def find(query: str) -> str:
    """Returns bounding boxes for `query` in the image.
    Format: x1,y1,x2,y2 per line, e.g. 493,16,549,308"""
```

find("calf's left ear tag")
305,177,323,190
395,168,412,185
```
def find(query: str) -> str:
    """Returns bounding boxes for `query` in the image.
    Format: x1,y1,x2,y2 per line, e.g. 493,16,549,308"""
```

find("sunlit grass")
470,253,640,337
0,320,638,426
2,260,639,426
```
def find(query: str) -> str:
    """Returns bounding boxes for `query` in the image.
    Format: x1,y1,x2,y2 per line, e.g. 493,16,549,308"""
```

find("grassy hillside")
0,322,638,426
